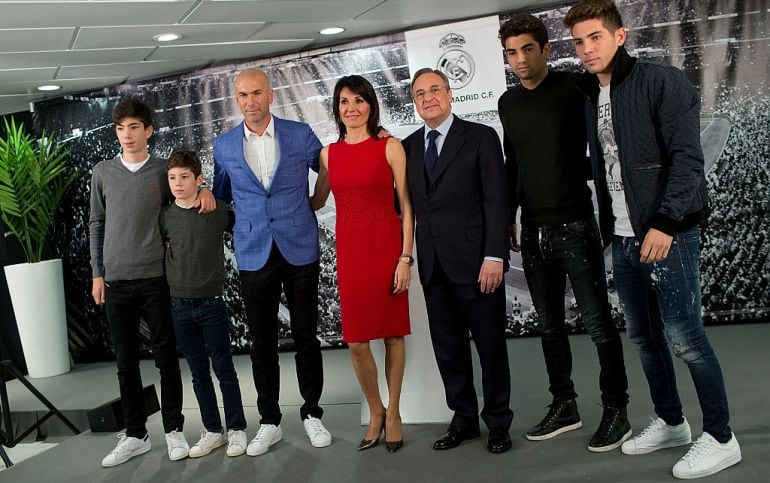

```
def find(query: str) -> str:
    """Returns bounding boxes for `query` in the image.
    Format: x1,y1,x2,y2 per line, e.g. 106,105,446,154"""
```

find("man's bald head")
234,68,274,134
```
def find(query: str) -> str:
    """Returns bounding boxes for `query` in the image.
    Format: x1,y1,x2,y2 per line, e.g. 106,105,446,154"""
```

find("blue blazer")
213,116,322,271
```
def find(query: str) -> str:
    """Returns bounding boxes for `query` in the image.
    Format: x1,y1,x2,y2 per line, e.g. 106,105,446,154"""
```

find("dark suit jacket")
403,115,509,286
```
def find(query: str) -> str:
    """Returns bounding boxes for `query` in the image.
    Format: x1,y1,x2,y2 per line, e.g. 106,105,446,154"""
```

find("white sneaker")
227,429,248,457
165,430,190,461
188,429,226,458
673,432,741,479
101,433,151,468
246,424,282,456
622,417,692,455
303,416,331,448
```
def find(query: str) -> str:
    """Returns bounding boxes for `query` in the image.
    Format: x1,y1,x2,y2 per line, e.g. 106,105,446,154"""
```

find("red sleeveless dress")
328,137,410,342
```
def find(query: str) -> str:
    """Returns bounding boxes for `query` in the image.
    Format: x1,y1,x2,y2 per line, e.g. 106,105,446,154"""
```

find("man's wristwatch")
398,254,414,266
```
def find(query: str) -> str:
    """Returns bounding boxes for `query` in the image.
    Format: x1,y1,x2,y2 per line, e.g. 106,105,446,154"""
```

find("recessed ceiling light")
37,85,61,91
320,27,345,35
154,33,182,42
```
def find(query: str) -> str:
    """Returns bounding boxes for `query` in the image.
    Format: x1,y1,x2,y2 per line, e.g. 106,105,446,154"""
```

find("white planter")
4,259,71,378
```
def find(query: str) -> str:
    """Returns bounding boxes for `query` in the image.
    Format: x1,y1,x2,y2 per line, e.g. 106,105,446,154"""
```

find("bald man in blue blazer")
213,68,331,456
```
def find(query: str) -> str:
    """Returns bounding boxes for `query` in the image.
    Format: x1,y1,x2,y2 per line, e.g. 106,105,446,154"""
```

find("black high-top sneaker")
526,399,583,441
588,406,631,452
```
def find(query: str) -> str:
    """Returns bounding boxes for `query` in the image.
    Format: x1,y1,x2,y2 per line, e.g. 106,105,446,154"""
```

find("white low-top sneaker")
622,417,692,455
303,416,331,448
673,432,741,479
189,429,226,458
165,430,190,461
227,429,248,457
246,424,282,456
101,433,151,468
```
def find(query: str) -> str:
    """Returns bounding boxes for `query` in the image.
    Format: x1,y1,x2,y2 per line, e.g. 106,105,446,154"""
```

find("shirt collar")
243,115,274,140
118,153,150,164
423,114,454,142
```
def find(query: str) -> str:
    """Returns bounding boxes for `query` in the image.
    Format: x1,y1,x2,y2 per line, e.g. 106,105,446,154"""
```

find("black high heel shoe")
357,414,385,451
385,416,404,453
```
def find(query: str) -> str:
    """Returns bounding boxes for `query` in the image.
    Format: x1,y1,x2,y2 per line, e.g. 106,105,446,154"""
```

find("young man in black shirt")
498,14,630,452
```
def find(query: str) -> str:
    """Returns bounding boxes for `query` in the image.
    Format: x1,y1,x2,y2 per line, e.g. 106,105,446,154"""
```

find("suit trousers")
422,257,513,431
240,243,324,425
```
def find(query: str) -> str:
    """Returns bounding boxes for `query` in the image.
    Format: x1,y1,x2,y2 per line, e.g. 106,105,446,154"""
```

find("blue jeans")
521,217,628,408
612,227,731,442
171,296,246,432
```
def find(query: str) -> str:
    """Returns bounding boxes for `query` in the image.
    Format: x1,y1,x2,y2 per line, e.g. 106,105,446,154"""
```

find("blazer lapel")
407,127,430,195
234,121,267,192
431,116,465,184
269,116,286,190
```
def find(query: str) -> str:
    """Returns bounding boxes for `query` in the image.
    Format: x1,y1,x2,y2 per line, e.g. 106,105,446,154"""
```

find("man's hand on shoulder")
478,259,504,294
195,188,216,214
640,228,673,263
92,277,105,305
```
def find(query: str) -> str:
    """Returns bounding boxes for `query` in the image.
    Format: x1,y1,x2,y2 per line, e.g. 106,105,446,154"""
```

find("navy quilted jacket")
577,46,708,246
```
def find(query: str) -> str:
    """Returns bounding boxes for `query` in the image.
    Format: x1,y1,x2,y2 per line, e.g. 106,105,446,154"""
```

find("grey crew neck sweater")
89,156,170,281
159,199,233,298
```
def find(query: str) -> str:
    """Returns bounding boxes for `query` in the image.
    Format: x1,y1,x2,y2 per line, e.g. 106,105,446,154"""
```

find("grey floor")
2,323,768,482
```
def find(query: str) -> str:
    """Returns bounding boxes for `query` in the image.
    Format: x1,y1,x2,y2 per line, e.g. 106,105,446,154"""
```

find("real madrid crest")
437,32,476,89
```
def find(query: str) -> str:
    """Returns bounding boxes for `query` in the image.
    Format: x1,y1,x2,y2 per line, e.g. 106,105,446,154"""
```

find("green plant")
0,117,76,263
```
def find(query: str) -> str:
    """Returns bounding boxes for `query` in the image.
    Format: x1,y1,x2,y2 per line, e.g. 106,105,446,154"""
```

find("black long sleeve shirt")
498,70,594,227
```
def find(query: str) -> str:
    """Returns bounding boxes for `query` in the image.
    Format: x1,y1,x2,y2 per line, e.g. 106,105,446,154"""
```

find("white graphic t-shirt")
597,84,634,237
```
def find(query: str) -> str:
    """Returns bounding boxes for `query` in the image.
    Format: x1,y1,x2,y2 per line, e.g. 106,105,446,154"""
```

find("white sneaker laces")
306,418,324,435
167,430,186,448
255,425,272,440
635,417,666,440
680,436,713,466
111,433,131,456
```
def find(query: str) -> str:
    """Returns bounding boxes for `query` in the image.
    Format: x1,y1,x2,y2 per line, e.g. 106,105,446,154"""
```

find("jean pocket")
563,220,592,236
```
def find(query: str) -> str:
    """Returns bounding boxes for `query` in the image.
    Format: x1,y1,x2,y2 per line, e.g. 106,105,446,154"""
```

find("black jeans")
239,244,323,425
171,296,246,433
521,217,629,408
104,276,184,437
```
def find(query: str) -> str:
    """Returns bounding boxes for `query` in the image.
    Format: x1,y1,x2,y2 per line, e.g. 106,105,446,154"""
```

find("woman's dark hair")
332,75,380,140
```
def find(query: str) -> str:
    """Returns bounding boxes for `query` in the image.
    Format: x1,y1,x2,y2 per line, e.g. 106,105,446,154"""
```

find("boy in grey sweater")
89,99,214,467
160,150,247,458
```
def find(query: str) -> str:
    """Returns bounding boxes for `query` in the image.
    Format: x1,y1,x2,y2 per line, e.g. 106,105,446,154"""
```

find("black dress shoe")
433,425,481,450
487,428,512,454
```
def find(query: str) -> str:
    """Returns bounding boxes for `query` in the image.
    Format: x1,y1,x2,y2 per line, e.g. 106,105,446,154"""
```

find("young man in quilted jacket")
565,0,741,479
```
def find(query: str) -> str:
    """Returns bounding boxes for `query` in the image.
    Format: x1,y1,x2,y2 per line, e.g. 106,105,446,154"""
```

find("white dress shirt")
243,116,277,188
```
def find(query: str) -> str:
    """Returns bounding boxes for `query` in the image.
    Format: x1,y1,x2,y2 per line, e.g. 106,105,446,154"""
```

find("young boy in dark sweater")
160,150,247,458
90,99,214,468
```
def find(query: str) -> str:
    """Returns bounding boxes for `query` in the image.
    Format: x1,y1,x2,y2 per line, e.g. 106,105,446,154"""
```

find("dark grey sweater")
159,199,233,298
89,156,170,281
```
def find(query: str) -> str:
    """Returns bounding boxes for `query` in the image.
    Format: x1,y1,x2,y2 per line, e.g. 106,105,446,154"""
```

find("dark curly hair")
499,14,549,48
111,98,154,128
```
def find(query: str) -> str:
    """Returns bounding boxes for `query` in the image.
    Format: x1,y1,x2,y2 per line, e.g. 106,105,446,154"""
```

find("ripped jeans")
612,227,731,442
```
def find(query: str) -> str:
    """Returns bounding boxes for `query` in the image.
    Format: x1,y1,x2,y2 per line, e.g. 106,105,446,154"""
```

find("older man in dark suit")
402,68,512,454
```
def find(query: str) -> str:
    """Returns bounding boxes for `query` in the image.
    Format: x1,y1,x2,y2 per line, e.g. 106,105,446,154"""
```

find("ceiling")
0,0,554,116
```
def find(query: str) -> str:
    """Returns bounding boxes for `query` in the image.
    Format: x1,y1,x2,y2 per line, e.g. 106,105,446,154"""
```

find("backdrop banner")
30,0,769,361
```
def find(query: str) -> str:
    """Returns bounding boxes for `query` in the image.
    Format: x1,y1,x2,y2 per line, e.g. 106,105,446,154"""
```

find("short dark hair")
564,0,624,31
332,75,381,140
167,150,202,177
499,14,549,48
411,68,450,91
112,98,154,128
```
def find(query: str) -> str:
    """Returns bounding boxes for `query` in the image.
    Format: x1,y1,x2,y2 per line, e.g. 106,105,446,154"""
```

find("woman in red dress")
311,75,413,452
